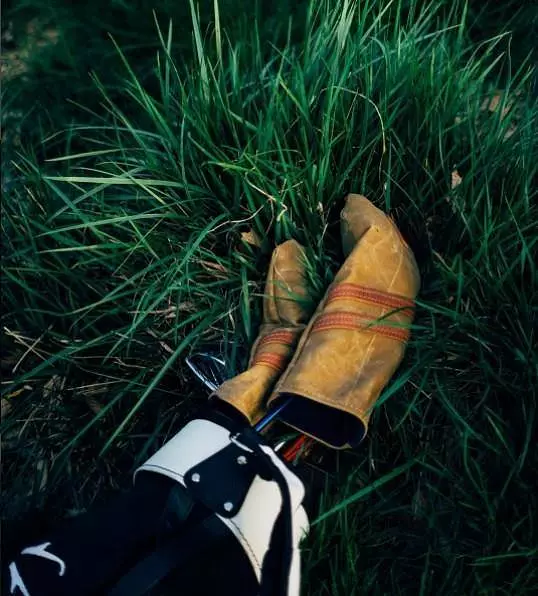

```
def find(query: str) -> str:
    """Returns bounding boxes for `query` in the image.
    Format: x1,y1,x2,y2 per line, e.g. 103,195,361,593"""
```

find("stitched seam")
257,330,297,348
256,340,294,350
328,283,414,305
262,329,298,340
313,315,409,336
327,284,415,311
326,293,414,316
328,288,413,305
254,362,282,372
314,311,405,323
140,463,184,482
328,290,412,307
312,313,409,342
389,217,411,249
314,312,407,326
330,283,414,301
256,362,282,372
225,518,262,571
252,353,287,370
312,323,408,342
313,317,408,331
147,477,262,572
254,353,286,362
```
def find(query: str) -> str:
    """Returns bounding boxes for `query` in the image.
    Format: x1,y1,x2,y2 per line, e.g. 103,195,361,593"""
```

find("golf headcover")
214,240,313,424
136,417,309,596
268,194,421,448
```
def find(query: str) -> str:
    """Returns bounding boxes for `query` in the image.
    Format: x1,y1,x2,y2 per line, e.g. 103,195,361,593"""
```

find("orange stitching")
327,294,415,317
313,311,409,332
326,283,415,315
312,312,410,342
257,329,297,349
327,283,415,307
313,324,409,342
252,352,287,371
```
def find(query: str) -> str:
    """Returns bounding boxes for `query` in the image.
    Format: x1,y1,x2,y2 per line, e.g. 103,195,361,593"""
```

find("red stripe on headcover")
311,311,410,342
252,352,288,371
326,283,415,317
257,329,297,349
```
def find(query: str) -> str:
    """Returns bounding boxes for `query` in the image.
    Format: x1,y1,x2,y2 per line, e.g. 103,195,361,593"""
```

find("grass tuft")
2,0,537,592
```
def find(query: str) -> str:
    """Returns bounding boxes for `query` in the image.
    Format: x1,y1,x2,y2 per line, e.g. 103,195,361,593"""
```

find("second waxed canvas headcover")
268,194,420,449
214,240,313,424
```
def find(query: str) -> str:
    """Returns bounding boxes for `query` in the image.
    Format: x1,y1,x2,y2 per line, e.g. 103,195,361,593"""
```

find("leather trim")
216,445,308,592
136,419,308,594
135,419,231,488
311,311,410,342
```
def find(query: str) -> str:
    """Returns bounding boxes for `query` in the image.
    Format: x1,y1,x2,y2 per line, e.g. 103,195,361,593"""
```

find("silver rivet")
237,455,247,465
191,473,200,483
223,502,233,512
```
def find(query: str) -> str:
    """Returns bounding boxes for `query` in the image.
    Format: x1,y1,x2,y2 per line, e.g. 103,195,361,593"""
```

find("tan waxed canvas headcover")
214,240,312,424
268,194,421,449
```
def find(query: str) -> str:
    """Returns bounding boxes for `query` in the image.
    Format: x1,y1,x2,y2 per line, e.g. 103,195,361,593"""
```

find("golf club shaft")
254,396,293,432
185,354,311,460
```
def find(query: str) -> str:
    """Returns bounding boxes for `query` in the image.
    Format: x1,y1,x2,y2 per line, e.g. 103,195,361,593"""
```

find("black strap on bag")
109,427,294,596
108,515,231,596
229,428,294,596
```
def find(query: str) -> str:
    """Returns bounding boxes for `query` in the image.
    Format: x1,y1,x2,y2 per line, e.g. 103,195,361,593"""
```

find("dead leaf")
1,398,12,418
482,91,502,113
147,328,174,354
503,124,517,140
176,302,195,313
1,19,60,82
84,395,103,415
480,90,515,121
5,387,26,400
240,229,262,248
75,383,107,415
198,260,229,274
128,304,193,318
43,374,66,399
451,170,463,189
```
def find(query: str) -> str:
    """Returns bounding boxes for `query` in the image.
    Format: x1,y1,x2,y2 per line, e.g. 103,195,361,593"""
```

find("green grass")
2,0,538,593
